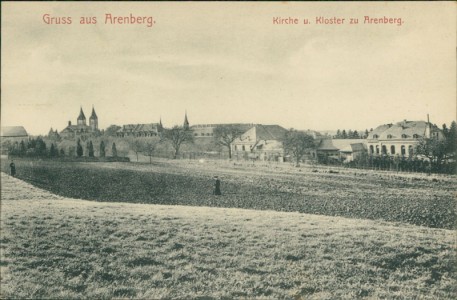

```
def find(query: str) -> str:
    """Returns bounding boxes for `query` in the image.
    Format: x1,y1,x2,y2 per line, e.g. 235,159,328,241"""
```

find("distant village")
1,106,456,173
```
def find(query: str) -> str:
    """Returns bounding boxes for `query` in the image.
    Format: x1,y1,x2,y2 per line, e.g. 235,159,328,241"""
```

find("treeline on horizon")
3,121,457,175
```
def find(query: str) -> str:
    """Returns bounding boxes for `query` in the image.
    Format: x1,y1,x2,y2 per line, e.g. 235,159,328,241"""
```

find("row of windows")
369,145,413,156
194,133,214,136
372,134,420,139
117,132,158,137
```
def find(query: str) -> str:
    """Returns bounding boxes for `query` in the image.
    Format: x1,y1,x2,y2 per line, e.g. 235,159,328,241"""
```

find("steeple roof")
77,107,86,120
90,106,98,119
183,111,189,127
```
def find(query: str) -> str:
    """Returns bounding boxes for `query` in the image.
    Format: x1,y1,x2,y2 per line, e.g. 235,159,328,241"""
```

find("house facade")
315,139,367,162
231,125,287,161
366,120,444,157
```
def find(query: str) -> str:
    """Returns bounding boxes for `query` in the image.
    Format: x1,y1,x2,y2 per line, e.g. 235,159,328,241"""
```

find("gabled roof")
350,143,366,152
318,139,366,151
191,123,253,130
1,126,28,137
367,120,441,140
254,125,287,140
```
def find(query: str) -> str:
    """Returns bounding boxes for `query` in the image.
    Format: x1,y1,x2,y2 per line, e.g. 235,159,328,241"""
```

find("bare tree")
143,139,161,163
283,129,315,166
164,126,194,159
213,125,245,159
132,139,143,162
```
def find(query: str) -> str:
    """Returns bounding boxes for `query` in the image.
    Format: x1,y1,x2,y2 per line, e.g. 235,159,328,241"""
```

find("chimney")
68,121,71,126
425,114,431,138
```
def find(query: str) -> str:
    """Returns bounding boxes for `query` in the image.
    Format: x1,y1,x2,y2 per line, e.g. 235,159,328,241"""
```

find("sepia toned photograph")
1,1,456,299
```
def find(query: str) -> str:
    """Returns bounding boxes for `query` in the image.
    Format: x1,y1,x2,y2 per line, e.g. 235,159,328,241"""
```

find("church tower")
77,107,86,126
158,117,164,132
89,106,98,131
183,111,189,130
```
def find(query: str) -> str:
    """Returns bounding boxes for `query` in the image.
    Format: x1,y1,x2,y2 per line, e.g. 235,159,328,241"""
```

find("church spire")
77,107,86,121
90,105,98,120
77,107,86,126
89,105,98,131
158,116,163,132
183,110,189,129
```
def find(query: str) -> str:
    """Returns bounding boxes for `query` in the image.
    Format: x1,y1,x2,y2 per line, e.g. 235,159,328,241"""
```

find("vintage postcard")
1,1,456,299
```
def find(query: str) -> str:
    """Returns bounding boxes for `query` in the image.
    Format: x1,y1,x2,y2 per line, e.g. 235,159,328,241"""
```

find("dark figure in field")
213,176,221,195
9,161,16,177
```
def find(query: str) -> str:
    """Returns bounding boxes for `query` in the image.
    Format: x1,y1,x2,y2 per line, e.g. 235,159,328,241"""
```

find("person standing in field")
9,160,16,177
213,176,221,195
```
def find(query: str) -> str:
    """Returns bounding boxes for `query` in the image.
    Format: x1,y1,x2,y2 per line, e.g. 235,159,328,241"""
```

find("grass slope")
1,173,456,299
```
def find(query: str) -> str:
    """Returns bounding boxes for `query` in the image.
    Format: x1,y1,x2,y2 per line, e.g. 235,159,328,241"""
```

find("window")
234,145,237,151
413,134,419,138
242,145,245,151
376,145,380,154
369,145,374,154
408,145,413,156
373,134,379,139
401,145,406,155
390,145,395,154
387,134,393,139
401,134,407,138
381,145,387,155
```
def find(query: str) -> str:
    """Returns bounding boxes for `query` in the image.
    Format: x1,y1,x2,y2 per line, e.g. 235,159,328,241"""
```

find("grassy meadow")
1,173,456,299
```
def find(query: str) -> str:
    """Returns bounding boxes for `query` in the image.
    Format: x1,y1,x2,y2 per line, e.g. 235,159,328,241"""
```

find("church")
60,106,100,140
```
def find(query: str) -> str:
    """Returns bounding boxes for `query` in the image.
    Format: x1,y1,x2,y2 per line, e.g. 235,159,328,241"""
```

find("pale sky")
2,2,456,135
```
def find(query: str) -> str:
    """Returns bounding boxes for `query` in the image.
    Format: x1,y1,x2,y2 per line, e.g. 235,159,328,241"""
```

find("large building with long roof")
366,119,444,156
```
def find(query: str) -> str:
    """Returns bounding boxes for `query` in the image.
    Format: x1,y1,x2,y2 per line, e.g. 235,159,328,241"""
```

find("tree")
19,140,26,156
36,137,47,156
164,126,194,159
50,143,58,157
213,125,245,159
364,129,369,139
341,130,347,139
335,129,341,139
348,129,354,139
415,137,447,168
99,141,106,157
283,130,315,166
76,139,83,157
143,140,160,164
60,148,65,156
132,140,143,162
88,141,94,157
353,130,360,139
442,123,449,137
445,121,457,158
105,125,122,137
112,142,118,157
